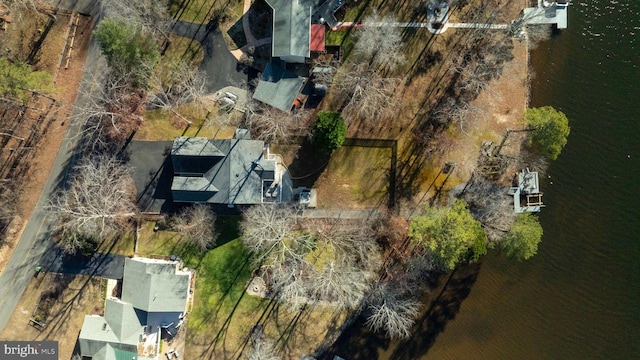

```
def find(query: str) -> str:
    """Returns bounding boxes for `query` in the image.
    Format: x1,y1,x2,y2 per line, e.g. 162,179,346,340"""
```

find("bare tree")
433,98,482,134
310,58,340,86
354,11,406,71
148,61,208,111
171,204,217,251
240,204,301,264
0,179,19,233
47,155,137,251
242,207,382,309
203,102,236,132
72,69,145,151
525,24,552,49
102,0,172,41
333,64,401,124
245,326,280,360
244,103,311,144
460,176,516,243
365,283,421,339
307,259,375,308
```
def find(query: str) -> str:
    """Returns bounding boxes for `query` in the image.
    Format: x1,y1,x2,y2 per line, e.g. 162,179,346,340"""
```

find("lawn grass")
164,34,206,68
137,216,349,359
315,145,391,209
135,105,206,141
135,104,239,141
169,0,244,25
96,232,135,257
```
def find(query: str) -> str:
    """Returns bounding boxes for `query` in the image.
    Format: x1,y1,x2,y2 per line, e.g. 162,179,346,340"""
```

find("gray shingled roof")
253,60,305,112
121,258,190,313
266,0,314,59
171,137,271,205
78,299,144,359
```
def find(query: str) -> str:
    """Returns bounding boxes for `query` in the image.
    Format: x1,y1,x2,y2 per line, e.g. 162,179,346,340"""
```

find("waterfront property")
523,0,569,29
509,169,544,213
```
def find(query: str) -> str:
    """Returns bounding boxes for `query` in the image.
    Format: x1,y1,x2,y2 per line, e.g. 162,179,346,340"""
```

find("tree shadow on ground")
316,315,390,360
286,139,331,189
319,263,480,360
389,262,481,360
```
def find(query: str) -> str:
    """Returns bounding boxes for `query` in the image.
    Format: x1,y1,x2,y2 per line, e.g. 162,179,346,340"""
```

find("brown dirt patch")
0,10,92,272
0,274,105,360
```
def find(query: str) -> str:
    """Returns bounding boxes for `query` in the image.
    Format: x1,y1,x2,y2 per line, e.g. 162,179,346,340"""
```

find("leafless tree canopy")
244,103,311,144
102,0,171,37
241,205,382,309
148,61,208,111
0,179,19,234
310,58,340,86
241,204,301,263
333,64,401,124
365,283,421,339
73,69,145,151
245,326,280,360
460,175,516,243
171,204,217,252
354,12,406,71
47,155,137,249
525,24,552,49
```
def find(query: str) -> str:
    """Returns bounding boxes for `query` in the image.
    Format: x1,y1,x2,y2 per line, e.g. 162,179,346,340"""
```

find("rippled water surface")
423,1,640,358
326,1,640,359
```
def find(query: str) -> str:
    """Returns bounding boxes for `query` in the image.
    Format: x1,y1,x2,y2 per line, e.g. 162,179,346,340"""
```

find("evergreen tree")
501,213,543,260
524,106,570,160
94,19,160,87
312,111,347,154
0,58,52,102
409,199,487,270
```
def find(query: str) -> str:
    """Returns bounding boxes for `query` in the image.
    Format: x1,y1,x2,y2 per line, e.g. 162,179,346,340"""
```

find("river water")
416,1,640,358
325,1,640,359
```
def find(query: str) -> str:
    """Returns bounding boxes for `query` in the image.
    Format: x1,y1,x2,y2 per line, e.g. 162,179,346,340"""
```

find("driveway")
39,243,125,279
126,140,174,213
170,21,248,92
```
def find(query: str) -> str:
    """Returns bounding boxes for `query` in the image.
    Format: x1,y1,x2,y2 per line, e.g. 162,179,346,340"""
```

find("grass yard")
186,239,349,360
164,34,206,68
169,0,244,24
137,216,349,359
315,145,391,209
96,232,135,257
136,103,241,141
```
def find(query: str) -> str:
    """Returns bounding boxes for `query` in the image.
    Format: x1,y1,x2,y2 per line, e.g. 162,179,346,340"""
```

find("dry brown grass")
0,11,92,273
315,145,391,209
0,274,104,360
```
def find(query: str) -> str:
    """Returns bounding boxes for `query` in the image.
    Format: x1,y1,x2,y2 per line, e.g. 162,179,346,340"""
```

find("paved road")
0,4,249,332
170,21,247,92
0,2,105,332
